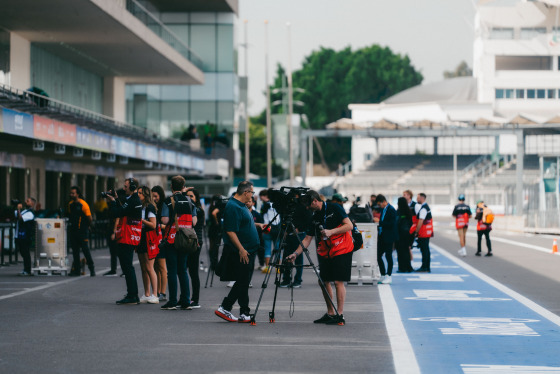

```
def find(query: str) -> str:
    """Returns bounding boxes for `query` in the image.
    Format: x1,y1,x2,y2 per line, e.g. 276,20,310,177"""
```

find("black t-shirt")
452,203,472,217
306,202,348,240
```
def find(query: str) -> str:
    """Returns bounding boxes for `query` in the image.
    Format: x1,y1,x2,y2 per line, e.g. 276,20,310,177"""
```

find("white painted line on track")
431,243,560,328
162,343,386,351
0,276,85,301
378,285,421,374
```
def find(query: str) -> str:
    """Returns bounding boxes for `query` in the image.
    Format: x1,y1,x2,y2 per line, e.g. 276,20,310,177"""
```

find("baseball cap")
332,193,348,202
458,194,465,201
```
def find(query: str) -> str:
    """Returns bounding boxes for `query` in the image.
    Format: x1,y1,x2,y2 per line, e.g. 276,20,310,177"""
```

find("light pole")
286,21,294,186
244,19,250,181
265,20,272,187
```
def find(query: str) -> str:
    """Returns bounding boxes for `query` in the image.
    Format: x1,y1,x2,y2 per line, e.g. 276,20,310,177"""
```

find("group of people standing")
103,176,204,310
452,194,493,257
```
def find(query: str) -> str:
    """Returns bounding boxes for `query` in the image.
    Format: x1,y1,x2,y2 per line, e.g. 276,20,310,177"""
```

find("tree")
267,45,423,170
443,61,472,79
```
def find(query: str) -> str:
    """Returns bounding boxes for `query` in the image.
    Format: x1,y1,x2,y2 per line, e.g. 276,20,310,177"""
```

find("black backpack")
351,223,363,252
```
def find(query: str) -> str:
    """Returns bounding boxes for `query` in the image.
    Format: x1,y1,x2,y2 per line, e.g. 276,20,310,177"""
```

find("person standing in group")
286,190,354,326
403,190,416,213
208,195,224,272
376,195,398,284
151,186,168,301
259,189,280,273
396,197,414,273
137,186,159,304
186,187,204,309
215,181,262,323
67,186,95,277
452,194,472,257
413,193,433,273
14,197,36,276
331,193,348,209
475,200,493,257
106,178,142,305
160,176,197,310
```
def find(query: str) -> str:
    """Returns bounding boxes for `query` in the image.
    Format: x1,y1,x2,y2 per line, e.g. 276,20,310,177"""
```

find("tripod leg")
204,266,211,288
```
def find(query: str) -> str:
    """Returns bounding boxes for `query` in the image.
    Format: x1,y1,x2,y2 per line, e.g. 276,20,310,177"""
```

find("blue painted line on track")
385,243,560,374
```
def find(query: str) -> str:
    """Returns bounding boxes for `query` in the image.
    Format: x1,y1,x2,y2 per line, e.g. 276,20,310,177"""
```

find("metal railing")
0,223,18,266
125,0,203,70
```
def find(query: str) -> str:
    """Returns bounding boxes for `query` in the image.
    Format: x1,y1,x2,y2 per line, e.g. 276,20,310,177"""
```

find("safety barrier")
0,222,18,266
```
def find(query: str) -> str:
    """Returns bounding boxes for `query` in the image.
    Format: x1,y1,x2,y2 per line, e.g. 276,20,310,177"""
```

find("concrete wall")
9,32,30,91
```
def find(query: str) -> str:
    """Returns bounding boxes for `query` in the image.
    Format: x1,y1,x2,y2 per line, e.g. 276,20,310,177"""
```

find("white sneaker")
215,305,238,322
238,313,251,323
249,283,253,288
147,295,159,304
381,275,392,284
227,281,235,288
459,248,467,257
140,295,150,303
377,275,386,284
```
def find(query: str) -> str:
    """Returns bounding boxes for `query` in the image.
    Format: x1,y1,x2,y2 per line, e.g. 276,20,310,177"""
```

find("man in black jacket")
106,178,143,305
376,195,397,285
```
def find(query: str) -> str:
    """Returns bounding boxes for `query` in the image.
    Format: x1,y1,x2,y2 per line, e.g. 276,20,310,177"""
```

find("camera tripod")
250,213,342,325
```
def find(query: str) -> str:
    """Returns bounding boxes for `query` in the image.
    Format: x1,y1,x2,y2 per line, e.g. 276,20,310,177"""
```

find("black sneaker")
179,302,193,310
313,313,335,324
326,314,345,326
291,282,302,288
189,302,201,309
103,271,118,277
90,269,96,277
485,252,493,257
414,268,430,273
116,296,140,305
475,252,482,256
160,302,177,310
279,281,291,288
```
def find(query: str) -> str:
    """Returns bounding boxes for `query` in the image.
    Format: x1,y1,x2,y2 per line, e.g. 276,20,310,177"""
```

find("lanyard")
323,202,327,228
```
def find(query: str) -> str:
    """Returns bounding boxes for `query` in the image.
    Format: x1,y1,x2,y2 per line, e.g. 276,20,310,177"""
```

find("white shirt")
14,208,34,238
416,203,428,220
262,202,280,225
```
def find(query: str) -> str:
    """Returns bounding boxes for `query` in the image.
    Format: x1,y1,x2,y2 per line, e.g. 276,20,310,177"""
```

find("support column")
433,136,438,156
103,77,126,122
9,32,30,91
516,130,525,216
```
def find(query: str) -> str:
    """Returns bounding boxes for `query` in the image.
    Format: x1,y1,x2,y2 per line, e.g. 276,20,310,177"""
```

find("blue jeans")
166,244,190,305
263,233,281,259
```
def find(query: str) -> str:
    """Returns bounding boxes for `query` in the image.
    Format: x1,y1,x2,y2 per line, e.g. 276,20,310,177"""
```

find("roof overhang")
0,0,204,84
148,0,238,14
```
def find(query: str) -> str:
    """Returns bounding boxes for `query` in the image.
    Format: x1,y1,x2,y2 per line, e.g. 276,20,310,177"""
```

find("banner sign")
34,116,76,145
76,128,111,152
193,157,204,172
178,154,192,169
159,149,176,165
2,109,34,138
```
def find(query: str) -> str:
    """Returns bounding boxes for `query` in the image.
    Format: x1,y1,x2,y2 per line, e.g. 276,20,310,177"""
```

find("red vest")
455,213,469,229
165,213,193,244
115,216,142,246
317,225,354,258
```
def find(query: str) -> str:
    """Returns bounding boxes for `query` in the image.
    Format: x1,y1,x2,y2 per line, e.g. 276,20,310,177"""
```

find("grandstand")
335,154,540,206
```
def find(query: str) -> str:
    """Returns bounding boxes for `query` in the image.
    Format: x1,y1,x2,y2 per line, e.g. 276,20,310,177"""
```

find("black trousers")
377,240,394,276
477,230,492,253
222,252,256,315
396,238,414,272
69,231,94,273
16,238,32,273
187,246,201,303
107,235,118,272
418,237,431,271
282,233,305,284
209,231,221,271
117,243,138,298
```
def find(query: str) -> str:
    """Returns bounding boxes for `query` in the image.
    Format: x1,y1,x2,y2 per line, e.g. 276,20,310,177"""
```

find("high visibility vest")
165,213,193,244
455,213,469,229
115,216,142,246
416,203,433,238
317,224,354,258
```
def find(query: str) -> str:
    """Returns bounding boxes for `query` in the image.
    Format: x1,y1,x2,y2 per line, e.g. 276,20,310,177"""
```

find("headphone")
126,178,138,191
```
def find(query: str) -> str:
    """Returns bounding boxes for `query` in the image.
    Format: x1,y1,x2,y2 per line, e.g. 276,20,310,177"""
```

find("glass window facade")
490,28,514,39
126,12,237,137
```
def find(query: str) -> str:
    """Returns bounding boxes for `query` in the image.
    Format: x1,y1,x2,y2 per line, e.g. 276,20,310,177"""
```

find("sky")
237,0,478,116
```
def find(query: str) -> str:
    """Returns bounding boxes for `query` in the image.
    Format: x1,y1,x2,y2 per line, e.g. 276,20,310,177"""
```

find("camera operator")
67,186,95,277
286,190,353,325
105,178,142,305
259,189,280,273
280,190,311,288
215,181,263,323
14,197,36,276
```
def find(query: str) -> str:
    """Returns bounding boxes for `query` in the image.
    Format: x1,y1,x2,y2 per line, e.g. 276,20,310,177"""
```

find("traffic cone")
553,239,558,254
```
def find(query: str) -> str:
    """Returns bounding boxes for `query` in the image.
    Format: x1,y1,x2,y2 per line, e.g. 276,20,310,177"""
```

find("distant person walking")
475,201,493,257
452,194,472,257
